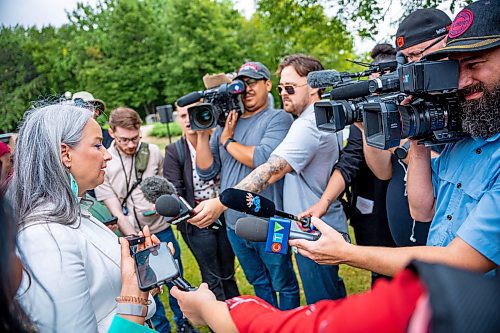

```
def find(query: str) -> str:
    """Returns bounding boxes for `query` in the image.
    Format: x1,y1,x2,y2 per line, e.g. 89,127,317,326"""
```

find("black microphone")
155,194,222,230
329,80,371,100
219,188,311,229
235,217,320,242
307,70,343,88
176,91,204,107
141,176,178,203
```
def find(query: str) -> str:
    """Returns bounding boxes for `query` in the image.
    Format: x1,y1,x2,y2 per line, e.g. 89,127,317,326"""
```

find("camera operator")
289,0,499,276
189,62,300,310
192,55,349,304
357,9,451,247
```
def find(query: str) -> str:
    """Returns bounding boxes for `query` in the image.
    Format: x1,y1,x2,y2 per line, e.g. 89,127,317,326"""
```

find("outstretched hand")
188,198,226,228
289,217,352,265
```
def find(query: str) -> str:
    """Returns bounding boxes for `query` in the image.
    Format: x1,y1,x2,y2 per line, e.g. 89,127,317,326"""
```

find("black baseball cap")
425,0,500,60
235,62,271,80
396,8,452,51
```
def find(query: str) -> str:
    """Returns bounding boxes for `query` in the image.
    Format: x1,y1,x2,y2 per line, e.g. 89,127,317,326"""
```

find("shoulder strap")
134,142,150,182
175,138,186,163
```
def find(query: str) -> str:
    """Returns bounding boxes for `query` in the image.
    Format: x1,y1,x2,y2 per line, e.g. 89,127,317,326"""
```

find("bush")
149,122,183,137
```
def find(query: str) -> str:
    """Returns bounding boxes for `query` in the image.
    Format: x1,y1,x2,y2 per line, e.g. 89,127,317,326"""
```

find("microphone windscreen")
307,70,342,88
330,80,371,100
219,188,275,218
155,194,181,217
141,176,177,204
235,217,268,242
176,91,203,107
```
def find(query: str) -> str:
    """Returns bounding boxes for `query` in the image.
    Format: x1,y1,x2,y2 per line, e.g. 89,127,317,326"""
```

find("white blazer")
16,204,155,333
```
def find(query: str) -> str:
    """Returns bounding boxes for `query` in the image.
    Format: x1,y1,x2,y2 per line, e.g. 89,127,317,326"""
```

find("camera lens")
195,109,213,127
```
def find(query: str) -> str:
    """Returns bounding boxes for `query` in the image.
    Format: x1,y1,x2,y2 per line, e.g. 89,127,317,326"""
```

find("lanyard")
118,149,134,193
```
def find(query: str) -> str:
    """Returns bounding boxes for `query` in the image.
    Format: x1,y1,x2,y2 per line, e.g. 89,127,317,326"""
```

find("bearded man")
288,0,499,277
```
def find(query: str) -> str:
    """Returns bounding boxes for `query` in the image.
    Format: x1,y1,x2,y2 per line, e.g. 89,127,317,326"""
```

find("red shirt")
227,268,426,333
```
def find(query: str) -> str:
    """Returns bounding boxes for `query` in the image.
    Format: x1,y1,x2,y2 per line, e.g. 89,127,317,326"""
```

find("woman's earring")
69,173,79,198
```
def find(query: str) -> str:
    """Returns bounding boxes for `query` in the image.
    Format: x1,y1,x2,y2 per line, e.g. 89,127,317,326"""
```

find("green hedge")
149,122,183,137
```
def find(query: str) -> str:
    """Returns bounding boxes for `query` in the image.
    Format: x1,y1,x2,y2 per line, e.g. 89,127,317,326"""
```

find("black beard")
457,82,500,138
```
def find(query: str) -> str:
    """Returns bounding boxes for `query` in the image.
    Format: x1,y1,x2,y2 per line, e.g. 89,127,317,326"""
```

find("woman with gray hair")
8,104,156,332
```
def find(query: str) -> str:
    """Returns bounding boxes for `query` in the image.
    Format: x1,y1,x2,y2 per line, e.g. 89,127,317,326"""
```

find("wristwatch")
224,137,236,150
116,303,148,317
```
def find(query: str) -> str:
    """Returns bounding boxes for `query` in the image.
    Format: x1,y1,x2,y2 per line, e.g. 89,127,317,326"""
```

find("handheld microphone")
140,175,178,216
219,188,312,229
307,70,343,88
235,217,320,242
155,194,222,230
176,91,204,107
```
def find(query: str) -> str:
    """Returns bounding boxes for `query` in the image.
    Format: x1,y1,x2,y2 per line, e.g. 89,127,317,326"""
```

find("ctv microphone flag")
265,217,291,255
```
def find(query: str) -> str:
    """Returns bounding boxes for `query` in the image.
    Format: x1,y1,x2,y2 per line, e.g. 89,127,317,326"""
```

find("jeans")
181,225,239,301
151,227,187,332
226,227,300,310
295,253,346,304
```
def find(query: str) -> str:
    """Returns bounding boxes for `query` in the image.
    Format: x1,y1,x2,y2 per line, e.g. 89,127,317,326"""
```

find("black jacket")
163,137,195,233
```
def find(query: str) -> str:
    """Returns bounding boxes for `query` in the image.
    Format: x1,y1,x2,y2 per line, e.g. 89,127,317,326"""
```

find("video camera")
312,60,468,149
176,80,246,130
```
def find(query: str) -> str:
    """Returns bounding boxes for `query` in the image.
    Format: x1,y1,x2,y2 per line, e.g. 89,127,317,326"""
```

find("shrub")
149,122,183,137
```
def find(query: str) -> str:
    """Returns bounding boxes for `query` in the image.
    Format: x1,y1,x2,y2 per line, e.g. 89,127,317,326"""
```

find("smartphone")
134,242,181,291
103,216,118,226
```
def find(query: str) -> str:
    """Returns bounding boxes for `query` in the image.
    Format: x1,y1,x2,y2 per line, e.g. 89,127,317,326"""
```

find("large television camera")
311,60,468,149
176,80,245,130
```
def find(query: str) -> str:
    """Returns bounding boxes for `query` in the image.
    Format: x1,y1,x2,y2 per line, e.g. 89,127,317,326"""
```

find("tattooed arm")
235,155,293,193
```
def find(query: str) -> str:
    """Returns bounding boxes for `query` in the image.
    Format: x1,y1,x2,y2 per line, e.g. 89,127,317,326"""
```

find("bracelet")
115,295,152,306
116,303,148,317
224,137,236,150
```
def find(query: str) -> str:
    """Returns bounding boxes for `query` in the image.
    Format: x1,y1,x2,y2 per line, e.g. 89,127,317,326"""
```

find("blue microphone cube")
265,217,291,255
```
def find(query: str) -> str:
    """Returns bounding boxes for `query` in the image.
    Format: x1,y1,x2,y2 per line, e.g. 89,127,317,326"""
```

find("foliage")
1,0,469,131
149,122,183,137
334,0,473,38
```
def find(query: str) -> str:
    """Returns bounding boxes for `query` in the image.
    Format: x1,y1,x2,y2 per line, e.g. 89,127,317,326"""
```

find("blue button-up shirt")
428,134,500,265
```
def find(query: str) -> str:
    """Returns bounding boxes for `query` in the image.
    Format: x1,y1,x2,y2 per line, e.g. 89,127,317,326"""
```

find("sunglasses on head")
277,83,308,95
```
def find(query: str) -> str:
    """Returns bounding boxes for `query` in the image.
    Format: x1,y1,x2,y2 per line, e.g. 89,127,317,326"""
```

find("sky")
0,0,457,54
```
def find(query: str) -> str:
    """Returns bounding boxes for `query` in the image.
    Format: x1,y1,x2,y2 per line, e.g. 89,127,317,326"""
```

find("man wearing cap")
359,9,452,248
190,62,300,310
71,91,113,148
288,0,499,276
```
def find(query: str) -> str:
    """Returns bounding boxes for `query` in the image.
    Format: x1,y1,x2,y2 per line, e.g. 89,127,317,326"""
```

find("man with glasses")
190,62,300,310
95,107,198,333
354,9,451,249
192,55,348,304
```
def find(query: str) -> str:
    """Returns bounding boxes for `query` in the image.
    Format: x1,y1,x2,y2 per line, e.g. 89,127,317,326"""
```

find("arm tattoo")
236,155,290,193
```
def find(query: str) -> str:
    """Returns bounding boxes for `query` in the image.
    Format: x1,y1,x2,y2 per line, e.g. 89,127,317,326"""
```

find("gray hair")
8,104,93,228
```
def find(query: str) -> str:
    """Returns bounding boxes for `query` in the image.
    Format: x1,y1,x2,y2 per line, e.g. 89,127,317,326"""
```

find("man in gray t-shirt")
190,61,300,310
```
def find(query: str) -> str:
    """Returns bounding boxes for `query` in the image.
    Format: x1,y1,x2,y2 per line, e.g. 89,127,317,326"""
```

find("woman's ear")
61,143,72,168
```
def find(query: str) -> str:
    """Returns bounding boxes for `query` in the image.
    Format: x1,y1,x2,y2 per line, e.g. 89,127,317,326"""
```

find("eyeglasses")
115,135,141,144
405,36,446,62
277,83,308,95
243,78,263,88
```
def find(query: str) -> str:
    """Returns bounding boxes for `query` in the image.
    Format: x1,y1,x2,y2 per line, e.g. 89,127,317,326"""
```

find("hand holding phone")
134,242,196,292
